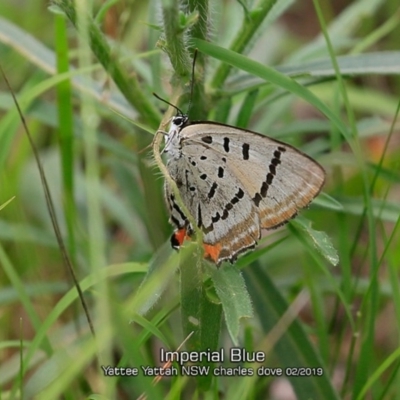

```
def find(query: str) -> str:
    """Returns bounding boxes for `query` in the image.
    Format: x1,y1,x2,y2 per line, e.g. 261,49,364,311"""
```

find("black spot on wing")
197,203,203,227
260,182,268,197
269,164,276,175
170,233,180,249
169,194,187,227
218,167,224,178
202,136,213,144
204,211,219,233
203,188,246,233
221,209,229,220
170,215,181,228
231,196,239,205
223,137,230,152
208,182,218,199
200,173,207,180
252,146,284,206
271,159,280,168
253,193,262,207
212,212,220,223
173,201,187,222
242,143,250,160
184,169,189,187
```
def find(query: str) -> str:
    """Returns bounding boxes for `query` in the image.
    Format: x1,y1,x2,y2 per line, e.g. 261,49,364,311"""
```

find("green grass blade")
245,266,340,400
194,38,351,142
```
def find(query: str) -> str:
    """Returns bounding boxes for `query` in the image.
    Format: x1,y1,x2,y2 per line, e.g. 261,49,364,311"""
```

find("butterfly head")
164,113,189,158
171,113,189,129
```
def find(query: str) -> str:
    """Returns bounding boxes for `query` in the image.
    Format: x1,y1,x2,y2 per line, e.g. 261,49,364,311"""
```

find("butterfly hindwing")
166,142,261,264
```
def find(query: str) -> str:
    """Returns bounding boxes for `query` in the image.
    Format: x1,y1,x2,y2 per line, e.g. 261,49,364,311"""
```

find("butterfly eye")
172,115,187,127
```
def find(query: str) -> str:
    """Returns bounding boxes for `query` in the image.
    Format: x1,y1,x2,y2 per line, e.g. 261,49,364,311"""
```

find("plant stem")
53,0,160,128
210,0,277,90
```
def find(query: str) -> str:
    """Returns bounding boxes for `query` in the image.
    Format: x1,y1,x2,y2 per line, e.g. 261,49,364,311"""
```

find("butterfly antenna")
153,92,184,116
187,49,198,116
153,49,198,117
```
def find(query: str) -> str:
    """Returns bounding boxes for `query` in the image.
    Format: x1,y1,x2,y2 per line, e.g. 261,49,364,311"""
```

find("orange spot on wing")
203,243,222,263
174,228,189,246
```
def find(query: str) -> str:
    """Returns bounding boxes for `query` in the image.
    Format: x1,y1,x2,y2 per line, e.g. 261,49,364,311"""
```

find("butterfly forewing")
165,120,325,265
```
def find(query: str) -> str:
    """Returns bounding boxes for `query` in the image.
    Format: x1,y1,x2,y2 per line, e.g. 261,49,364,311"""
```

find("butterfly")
158,105,326,266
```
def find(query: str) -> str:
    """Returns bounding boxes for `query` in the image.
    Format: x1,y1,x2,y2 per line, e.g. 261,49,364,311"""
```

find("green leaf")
338,196,400,222
136,240,180,316
245,266,340,400
24,348,71,397
180,243,222,391
279,52,400,77
291,217,339,266
211,265,253,345
314,192,343,211
193,38,351,142
0,196,15,211
0,16,150,123
291,0,384,61
47,4,66,16
230,51,400,92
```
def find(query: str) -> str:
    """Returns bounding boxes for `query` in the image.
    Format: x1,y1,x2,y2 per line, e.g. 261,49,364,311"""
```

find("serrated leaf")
291,217,339,266
211,265,253,345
